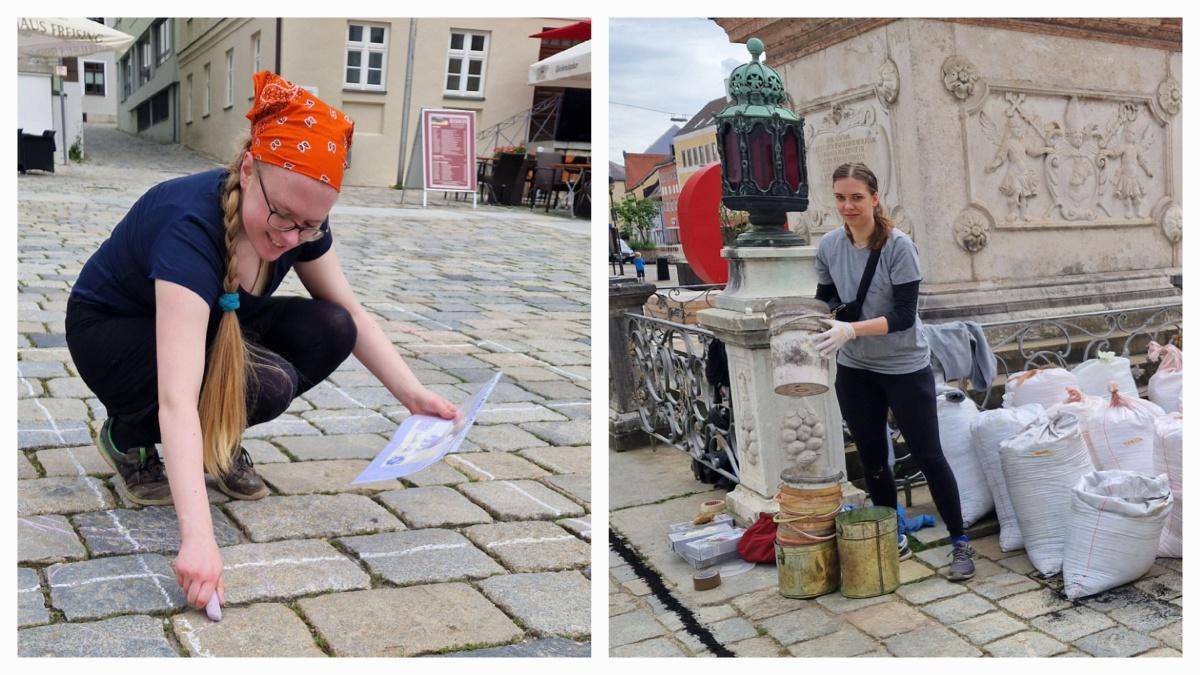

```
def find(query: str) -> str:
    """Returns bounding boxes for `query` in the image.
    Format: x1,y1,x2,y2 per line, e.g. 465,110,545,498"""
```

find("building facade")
174,17,579,187
113,18,181,143
673,96,725,190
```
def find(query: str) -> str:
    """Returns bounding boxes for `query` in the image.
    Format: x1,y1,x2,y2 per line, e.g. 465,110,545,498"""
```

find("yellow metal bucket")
775,539,839,599
835,506,900,598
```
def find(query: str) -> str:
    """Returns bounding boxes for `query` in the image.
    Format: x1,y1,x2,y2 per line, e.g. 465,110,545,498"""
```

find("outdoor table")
553,163,590,219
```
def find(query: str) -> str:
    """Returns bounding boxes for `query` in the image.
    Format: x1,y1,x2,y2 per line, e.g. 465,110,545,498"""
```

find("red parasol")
529,20,591,41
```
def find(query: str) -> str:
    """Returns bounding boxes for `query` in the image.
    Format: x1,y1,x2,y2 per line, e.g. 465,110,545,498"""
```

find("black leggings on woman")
65,295,357,451
835,363,965,539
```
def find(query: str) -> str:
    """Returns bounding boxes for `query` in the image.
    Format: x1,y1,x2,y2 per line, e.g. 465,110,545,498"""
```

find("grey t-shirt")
814,228,930,374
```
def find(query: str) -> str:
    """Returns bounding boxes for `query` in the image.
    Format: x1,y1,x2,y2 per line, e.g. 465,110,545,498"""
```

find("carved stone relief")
780,405,824,468
968,91,1165,226
889,205,912,236
1157,77,1181,116
942,56,980,101
798,101,895,234
734,369,758,465
1159,203,1182,243
876,57,899,106
954,206,992,253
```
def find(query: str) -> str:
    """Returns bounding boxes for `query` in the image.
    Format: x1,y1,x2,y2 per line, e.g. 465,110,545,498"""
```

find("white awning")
17,17,135,59
528,41,591,89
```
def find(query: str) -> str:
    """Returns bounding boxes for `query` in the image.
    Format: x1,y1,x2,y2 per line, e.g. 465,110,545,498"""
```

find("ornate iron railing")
625,312,738,483
646,285,723,324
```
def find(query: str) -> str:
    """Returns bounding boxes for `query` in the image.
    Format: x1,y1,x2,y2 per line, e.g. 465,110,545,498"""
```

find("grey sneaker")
898,534,913,561
947,541,976,581
96,418,173,506
212,447,269,500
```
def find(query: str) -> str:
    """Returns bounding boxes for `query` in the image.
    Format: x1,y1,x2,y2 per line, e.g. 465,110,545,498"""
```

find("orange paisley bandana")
245,71,355,191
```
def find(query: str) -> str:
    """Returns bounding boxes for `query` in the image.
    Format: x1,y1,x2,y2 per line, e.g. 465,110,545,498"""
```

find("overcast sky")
609,18,751,164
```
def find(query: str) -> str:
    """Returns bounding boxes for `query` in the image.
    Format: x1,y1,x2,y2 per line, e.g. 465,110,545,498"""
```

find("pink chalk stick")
205,593,222,622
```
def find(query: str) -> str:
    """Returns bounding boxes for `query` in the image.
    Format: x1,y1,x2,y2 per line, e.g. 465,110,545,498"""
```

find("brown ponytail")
197,137,253,477
833,162,893,251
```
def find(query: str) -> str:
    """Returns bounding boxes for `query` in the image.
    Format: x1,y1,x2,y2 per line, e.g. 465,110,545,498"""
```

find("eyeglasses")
253,162,326,242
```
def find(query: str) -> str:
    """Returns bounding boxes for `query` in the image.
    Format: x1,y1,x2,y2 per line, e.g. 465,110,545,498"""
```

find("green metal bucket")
775,539,839,599
835,506,900,598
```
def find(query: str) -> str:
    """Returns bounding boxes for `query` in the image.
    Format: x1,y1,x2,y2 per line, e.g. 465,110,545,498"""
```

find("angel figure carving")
982,113,1052,222
1104,125,1156,219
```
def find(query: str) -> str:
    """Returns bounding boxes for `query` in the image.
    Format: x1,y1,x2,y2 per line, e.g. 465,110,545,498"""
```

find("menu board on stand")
421,108,477,208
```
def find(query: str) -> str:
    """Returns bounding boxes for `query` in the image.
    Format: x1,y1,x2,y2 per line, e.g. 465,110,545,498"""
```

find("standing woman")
812,162,975,580
65,72,458,610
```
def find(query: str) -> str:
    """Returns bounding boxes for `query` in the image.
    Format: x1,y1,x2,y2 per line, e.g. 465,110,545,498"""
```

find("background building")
673,96,724,190
113,18,180,143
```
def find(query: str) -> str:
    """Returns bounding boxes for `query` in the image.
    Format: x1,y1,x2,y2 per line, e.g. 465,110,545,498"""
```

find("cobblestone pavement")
17,125,591,657
609,444,1182,657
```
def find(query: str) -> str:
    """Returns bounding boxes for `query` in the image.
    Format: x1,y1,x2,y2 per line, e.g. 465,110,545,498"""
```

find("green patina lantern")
715,37,809,247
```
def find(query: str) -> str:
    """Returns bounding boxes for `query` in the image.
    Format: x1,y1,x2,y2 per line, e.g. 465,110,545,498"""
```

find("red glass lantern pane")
783,126,801,192
722,125,741,188
748,123,773,189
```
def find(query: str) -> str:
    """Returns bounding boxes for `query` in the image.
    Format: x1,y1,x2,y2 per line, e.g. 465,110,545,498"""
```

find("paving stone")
225,494,404,542
297,584,524,657
894,575,968,604
1107,597,1182,631
18,514,87,563
501,366,570,383
463,520,588,572
913,542,954,568
969,571,1042,600
611,636,686,657
898,558,936,583
1072,626,1161,657
467,423,549,451
17,397,90,423
520,420,590,446
730,636,785,657
556,515,592,541
542,473,590,507
46,376,93,398
378,486,492,528
478,570,590,637
1029,606,1118,642
787,624,879,657
458,479,585,520
546,401,591,420
996,553,1037,575
760,606,841,645
444,451,550,480
256,459,400,494
243,415,321,438
18,452,39,479
18,567,50,627
172,603,326,657
1134,572,1183,601
18,377,44,399
1138,647,1183,657
17,360,68,378
18,615,178,657
883,624,982,657
814,591,892,614
72,505,243,555
707,617,760,644
18,476,114,516
729,587,814,621
936,557,1007,581
997,587,1075,618
517,445,591,474
610,609,668,646
18,423,94,450
303,409,397,435
241,439,291,464
474,404,567,425
46,553,187,620
445,638,590,657
1151,621,1182,650
920,592,996,624
473,382,541,403
35,445,113,477
401,460,468,486
950,611,1028,645
518,380,591,400
340,529,504,585
845,601,931,639
218,539,370,604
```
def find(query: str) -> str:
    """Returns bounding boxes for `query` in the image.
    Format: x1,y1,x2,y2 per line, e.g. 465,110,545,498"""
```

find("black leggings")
65,295,357,449
835,363,965,539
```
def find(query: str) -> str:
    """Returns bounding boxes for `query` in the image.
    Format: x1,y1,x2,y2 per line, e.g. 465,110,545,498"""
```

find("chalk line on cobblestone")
487,535,577,548
48,570,174,590
106,511,142,551
322,381,368,408
31,400,66,444
175,616,214,657
20,377,38,396
223,555,346,571
359,543,469,559
136,554,173,605
20,516,76,536
501,481,563,515
63,448,89,476
450,457,494,480
546,402,590,409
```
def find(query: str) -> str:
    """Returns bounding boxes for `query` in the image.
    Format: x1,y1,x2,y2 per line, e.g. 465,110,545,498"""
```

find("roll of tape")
693,569,721,591
700,499,726,515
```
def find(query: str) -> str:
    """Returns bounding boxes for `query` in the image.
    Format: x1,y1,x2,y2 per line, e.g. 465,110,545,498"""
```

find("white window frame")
185,73,193,123
82,60,105,96
444,29,488,98
251,32,261,74
203,63,211,117
224,49,234,108
156,20,171,64
343,22,388,91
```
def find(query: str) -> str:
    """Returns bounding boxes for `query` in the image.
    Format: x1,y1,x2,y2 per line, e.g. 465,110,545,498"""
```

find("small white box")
679,528,745,569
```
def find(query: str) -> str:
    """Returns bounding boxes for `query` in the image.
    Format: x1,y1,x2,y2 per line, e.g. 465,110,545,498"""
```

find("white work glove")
815,318,856,357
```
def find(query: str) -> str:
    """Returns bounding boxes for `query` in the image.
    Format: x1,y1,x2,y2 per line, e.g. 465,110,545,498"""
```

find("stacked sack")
937,387,992,527
1072,351,1139,399
1155,412,1183,557
1062,471,1172,599
1000,410,1095,576
971,404,1043,551
1003,368,1078,409
1079,383,1164,475
1147,341,1183,413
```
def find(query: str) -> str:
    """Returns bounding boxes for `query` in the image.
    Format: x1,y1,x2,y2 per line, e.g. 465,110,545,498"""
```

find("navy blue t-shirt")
71,168,332,318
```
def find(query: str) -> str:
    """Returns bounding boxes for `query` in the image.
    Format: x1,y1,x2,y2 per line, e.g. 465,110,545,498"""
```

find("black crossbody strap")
854,247,882,305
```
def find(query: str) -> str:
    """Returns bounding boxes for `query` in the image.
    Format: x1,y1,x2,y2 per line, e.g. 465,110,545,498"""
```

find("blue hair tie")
218,293,240,312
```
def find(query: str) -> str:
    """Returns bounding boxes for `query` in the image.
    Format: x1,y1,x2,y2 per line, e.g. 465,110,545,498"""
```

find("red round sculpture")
677,164,728,285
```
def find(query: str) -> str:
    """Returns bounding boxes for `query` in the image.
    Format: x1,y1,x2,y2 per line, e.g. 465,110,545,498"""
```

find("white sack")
1003,368,1079,409
971,404,1044,552
1000,410,1095,576
1080,384,1164,475
1154,413,1183,557
937,388,991,527
1062,471,1173,599
1048,387,1106,429
1072,351,1138,399
1147,341,1183,414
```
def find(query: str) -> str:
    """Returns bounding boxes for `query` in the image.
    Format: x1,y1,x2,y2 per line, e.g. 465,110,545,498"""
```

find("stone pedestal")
608,278,657,452
698,246,864,526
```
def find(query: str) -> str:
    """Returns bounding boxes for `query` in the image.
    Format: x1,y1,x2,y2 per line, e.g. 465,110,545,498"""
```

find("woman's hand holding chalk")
205,593,222,622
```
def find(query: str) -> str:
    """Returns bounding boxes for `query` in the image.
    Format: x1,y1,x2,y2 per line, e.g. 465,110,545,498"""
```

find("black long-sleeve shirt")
816,280,920,333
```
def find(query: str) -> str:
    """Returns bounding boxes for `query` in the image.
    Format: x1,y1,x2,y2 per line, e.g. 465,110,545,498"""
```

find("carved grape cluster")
781,407,824,467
